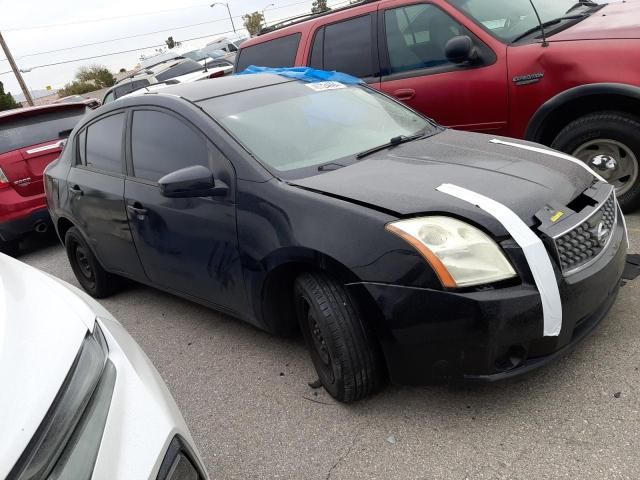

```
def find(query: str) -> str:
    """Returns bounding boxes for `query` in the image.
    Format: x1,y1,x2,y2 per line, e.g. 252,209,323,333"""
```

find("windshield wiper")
511,14,585,43
356,132,426,160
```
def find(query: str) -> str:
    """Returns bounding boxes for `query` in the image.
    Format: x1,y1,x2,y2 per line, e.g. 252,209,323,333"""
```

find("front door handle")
68,185,83,196
127,203,148,216
393,88,416,101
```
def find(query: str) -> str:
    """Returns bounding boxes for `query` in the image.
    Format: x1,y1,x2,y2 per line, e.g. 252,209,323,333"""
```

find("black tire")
294,272,382,402
551,111,640,212
0,239,20,257
65,227,120,298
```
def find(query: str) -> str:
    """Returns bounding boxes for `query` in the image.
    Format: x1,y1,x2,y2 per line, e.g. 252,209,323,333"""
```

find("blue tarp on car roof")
236,65,363,85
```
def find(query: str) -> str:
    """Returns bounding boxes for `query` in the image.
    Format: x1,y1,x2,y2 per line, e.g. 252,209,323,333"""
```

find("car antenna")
528,0,549,47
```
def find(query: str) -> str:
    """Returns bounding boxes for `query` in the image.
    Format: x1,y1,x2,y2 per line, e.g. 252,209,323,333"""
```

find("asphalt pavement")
20,213,640,480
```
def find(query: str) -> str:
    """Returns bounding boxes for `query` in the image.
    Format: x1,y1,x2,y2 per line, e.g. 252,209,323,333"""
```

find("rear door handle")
68,185,83,196
127,203,148,216
393,88,416,101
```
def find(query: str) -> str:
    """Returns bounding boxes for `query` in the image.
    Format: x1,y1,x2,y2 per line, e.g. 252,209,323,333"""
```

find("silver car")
0,253,208,479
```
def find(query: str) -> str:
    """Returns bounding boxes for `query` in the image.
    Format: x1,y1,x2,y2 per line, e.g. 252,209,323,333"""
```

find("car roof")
141,73,295,103
0,102,87,122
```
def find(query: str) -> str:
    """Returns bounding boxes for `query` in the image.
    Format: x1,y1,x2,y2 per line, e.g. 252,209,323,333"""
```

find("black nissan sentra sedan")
45,71,627,402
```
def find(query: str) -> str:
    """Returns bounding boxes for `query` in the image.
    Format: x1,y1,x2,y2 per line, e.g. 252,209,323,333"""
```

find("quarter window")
236,33,301,72
384,4,464,74
77,129,86,165
312,15,375,78
131,110,209,182
85,113,125,174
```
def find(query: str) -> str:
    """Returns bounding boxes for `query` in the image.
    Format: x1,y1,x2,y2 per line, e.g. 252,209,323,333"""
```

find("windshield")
199,81,437,177
155,59,203,81
449,0,596,42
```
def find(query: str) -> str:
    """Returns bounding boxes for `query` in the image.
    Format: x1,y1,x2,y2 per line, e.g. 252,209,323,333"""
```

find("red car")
0,103,87,255
236,0,640,210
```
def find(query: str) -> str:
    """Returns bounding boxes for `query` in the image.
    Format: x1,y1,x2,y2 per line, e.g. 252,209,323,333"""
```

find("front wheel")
294,272,383,402
551,111,640,212
65,227,120,298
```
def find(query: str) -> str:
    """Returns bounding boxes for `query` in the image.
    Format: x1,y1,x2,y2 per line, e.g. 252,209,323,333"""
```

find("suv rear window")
0,107,87,154
310,15,375,78
113,79,150,99
236,33,301,72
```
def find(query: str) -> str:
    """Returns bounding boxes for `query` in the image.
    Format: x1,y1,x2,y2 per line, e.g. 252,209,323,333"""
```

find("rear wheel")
294,272,382,402
65,227,120,298
0,239,20,257
551,111,640,212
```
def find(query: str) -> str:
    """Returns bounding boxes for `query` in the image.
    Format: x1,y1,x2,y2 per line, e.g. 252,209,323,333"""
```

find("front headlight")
386,216,517,288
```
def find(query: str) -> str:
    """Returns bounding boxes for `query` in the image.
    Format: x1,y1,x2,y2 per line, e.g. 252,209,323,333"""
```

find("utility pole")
0,31,34,106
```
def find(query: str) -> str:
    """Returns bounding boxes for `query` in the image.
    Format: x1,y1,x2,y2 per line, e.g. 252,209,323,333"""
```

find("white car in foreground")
0,253,208,479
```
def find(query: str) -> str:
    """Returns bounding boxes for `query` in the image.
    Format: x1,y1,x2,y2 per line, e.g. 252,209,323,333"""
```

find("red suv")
237,0,640,210
0,103,87,255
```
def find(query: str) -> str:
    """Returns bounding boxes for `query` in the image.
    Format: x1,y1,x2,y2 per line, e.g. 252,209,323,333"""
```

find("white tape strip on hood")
489,138,606,183
437,183,562,337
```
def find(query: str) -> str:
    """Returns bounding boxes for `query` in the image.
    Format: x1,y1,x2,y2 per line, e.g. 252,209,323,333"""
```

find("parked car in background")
204,35,248,54
54,94,101,109
0,253,208,479
45,72,626,402
182,47,237,71
0,103,88,256
238,0,640,210
103,58,231,104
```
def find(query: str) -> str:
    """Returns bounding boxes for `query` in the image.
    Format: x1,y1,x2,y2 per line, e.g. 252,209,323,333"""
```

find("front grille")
554,190,617,274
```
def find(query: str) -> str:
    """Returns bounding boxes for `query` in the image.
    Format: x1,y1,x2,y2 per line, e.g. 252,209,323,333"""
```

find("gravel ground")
19,212,640,480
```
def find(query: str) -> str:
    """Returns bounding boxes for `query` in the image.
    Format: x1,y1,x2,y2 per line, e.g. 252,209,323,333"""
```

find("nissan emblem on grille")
554,190,616,274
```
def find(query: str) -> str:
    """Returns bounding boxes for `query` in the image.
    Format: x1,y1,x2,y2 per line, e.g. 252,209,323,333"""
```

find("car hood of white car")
0,253,96,478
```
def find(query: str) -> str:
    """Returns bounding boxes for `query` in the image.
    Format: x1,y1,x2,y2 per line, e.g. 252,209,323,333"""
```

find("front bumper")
348,218,627,385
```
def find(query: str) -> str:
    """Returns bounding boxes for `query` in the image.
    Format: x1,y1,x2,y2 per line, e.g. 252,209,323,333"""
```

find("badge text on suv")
45,73,627,402
237,0,640,210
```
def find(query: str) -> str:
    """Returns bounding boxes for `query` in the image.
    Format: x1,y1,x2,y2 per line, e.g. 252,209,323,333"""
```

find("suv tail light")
208,70,225,79
0,167,10,189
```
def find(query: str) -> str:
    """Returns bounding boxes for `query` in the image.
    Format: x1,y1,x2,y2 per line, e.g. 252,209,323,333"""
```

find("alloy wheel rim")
572,139,639,196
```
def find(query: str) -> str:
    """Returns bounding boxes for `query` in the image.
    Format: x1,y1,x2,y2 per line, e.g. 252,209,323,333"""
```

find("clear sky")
0,0,334,95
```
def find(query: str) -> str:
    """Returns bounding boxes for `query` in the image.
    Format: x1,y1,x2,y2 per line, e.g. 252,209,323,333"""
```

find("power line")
0,0,314,63
0,3,212,32
0,0,355,76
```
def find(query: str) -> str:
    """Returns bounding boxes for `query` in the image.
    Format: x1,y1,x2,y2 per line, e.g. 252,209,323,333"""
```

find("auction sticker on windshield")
305,81,346,91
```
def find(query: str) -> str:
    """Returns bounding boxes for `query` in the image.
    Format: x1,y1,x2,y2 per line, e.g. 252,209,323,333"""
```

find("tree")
243,12,265,36
311,0,330,13
165,36,181,49
57,81,96,97
76,65,116,88
0,81,20,111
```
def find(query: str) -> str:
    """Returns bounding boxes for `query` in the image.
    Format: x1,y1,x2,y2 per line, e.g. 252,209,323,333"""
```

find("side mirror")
445,35,479,64
158,165,228,198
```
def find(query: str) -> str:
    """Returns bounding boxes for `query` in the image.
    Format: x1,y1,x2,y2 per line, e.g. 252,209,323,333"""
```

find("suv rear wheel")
65,227,120,298
294,272,382,402
551,111,640,212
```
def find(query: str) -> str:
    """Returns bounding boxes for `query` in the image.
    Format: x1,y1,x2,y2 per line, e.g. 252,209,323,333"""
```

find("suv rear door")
0,106,87,197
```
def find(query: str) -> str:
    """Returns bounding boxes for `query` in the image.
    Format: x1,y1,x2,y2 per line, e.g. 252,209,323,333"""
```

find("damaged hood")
291,130,595,234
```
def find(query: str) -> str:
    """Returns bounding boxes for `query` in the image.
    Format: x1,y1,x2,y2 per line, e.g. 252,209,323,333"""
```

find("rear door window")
130,110,209,182
236,33,301,71
85,112,125,174
0,107,87,154
311,15,376,78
